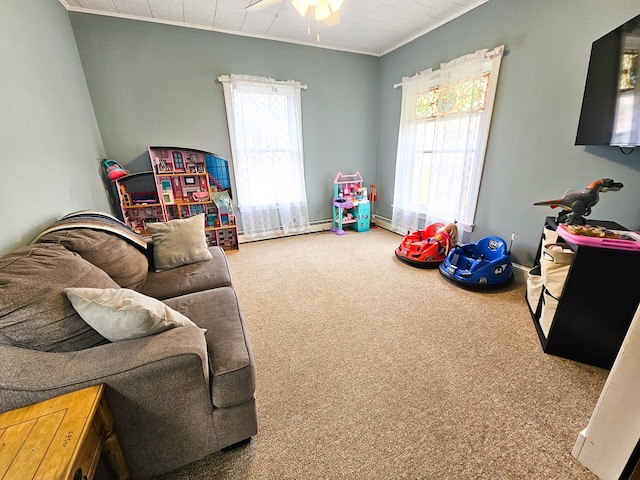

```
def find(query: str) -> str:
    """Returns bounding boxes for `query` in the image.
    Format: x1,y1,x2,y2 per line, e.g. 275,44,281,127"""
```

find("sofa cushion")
139,247,232,300
146,214,213,271
65,287,201,342
36,228,148,290
0,244,118,352
163,287,255,408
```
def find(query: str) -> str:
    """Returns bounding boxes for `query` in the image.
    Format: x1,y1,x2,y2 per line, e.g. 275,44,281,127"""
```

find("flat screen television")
576,14,640,147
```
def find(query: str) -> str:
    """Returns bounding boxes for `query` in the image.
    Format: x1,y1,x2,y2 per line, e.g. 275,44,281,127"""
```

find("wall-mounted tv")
576,14,640,147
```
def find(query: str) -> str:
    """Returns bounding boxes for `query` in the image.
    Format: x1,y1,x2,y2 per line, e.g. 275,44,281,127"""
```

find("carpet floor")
154,228,608,479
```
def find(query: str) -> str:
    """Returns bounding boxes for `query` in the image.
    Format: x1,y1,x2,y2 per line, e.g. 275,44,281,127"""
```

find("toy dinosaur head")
589,178,624,192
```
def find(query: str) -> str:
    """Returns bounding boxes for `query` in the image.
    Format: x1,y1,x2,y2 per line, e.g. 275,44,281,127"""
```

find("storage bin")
541,243,574,299
526,264,543,314
537,242,574,338
539,289,559,337
540,227,559,261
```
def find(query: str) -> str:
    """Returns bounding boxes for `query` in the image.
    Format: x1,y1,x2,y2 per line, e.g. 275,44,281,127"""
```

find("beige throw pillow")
146,214,213,270
65,287,200,342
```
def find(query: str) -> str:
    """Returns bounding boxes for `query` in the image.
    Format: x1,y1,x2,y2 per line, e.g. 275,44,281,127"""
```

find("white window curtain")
391,46,504,236
219,74,311,240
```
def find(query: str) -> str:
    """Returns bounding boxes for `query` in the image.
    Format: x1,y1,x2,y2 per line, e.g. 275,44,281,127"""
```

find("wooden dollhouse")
113,147,238,251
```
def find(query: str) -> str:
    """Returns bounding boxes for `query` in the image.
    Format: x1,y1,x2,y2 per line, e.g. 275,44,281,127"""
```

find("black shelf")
527,217,640,369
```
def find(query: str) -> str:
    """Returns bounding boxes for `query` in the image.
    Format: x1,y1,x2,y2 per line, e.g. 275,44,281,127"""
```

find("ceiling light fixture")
291,0,343,40
315,1,332,21
291,0,309,17
246,0,343,41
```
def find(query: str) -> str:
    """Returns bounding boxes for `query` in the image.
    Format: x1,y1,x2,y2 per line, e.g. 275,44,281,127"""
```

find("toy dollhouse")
113,147,238,251
331,171,370,235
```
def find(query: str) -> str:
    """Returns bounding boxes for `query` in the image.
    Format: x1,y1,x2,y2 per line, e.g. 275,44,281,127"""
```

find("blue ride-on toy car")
439,236,513,289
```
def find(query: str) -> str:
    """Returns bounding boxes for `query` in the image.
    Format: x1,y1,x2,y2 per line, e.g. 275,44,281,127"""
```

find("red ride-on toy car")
395,222,458,268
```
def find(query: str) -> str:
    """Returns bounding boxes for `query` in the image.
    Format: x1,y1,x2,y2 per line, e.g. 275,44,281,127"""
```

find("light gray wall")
4,1,639,266
376,0,640,266
0,0,109,256
69,14,380,226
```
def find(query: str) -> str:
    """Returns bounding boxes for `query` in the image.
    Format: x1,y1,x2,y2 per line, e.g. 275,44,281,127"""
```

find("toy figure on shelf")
533,178,623,225
395,221,458,268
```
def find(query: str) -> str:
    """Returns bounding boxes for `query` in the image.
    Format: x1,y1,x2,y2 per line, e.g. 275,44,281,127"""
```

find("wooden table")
0,384,130,480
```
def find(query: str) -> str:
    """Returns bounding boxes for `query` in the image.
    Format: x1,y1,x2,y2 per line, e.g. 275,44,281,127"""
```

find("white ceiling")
59,0,488,56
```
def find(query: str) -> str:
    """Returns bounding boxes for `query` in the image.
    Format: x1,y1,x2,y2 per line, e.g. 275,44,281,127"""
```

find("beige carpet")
155,228,608,479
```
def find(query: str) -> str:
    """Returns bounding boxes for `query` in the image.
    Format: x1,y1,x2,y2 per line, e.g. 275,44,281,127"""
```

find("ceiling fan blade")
246,0,282,12
323,11,341,27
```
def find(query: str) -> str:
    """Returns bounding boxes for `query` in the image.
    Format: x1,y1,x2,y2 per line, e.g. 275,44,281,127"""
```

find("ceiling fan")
246,0,344,28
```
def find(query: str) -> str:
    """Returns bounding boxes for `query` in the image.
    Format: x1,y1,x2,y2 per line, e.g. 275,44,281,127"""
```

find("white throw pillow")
146,214,213,271
65,287,200,342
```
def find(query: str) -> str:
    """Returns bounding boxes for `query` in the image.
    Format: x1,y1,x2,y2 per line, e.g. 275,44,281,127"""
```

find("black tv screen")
576,14,640,146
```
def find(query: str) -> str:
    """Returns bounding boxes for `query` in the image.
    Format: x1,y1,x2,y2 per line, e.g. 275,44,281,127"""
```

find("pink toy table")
557,224,640,251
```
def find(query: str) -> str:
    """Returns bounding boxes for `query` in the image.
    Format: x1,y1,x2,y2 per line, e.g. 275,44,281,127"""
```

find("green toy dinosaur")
534,178,624,225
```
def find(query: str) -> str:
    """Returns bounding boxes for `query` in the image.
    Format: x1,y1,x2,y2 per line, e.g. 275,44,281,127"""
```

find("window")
172,151,184,170
219,74,310,240
391,47,504,235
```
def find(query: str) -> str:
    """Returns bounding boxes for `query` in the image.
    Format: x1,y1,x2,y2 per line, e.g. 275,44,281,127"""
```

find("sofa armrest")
0,326,218,478
0,326,208,404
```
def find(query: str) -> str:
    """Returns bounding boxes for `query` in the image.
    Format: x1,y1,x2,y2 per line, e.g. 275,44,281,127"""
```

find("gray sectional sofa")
0,212,257,479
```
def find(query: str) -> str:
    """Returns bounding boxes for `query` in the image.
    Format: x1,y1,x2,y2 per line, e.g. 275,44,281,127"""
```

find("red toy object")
395,222,458,268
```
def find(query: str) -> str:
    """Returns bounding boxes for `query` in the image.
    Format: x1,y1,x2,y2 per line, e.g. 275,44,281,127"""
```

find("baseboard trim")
371,216,393,231
237,217,395,244
571,428,588,459
238,220,333,244
512,263,528,285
